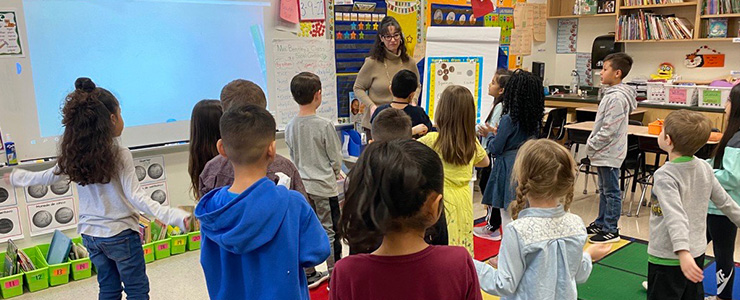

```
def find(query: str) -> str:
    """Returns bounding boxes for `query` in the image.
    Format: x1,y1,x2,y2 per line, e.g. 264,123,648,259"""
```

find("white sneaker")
642,281,648,291
473,226,502,241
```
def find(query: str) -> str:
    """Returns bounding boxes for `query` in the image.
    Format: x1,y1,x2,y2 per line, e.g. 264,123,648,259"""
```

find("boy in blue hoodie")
195,105,330,299
586,52,638,244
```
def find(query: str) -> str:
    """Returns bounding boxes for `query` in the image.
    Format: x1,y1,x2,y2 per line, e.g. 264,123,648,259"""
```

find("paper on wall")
557,18,578,54
533,4,547,42
0,10,24,57
509,27,532,56
576,52,594,86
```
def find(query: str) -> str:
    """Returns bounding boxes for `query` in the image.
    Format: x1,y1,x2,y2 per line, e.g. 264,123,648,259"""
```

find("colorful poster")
27,198,77,236
483,7,513,44
425,57,484,121
0,11,23,57
24,181,74,204
430,4,484,27
0,207,23,243
387,0,420,57
557,18,578,54
576,52,594,86
0,175,18,207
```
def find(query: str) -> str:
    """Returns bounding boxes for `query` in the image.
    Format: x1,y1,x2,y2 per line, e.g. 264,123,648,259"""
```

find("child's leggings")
83,229,150,300
707,214,736,300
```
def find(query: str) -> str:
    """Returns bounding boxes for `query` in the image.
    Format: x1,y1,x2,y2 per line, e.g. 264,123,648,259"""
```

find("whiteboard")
422,26,501,124
272,38,337,130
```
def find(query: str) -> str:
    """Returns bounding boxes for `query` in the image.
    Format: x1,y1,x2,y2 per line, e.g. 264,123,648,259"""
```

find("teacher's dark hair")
368,16,410,63
713,84,740,169
57,77,121,186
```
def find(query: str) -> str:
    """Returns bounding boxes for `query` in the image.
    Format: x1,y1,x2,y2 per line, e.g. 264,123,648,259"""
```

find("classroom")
0,0,738,299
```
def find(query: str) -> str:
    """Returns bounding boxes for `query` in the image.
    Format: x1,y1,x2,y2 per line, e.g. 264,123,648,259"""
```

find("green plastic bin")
37,244,71,286
153,238,171,260
21,247,49,292
170,235,187,255
142,242,155,263
69,237,93,280
187,231,201,251
0,252,24,298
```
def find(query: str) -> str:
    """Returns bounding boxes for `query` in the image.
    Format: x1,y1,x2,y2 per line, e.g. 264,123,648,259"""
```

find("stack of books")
623,0,685,6
3,240,35,276
617,11,694,40
703,0,740,14
139,215,152,244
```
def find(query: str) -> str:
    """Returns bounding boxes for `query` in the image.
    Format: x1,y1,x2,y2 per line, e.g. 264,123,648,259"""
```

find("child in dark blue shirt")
370,70,432,139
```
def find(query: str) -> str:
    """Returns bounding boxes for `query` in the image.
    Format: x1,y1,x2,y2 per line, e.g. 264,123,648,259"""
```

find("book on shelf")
617,10,694,40
17,248,35,272
623,0,686,7
3,240,18,277
703,0,740,15
707,18,729,37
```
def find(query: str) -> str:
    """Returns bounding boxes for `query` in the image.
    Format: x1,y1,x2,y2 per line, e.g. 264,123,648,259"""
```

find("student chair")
541,108,568,141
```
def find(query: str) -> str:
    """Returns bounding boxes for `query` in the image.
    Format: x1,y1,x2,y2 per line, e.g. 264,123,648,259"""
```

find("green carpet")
598,242,649,276
578,264,647,300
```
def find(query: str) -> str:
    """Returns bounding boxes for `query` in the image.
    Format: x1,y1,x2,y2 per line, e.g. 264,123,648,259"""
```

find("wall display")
386,0,421,57
425,57,483,120
298,21,326,37
484,7,514,44
685,45,725,68
299,0,326,21
557,18,578,54
281,0,300,23
134,155,167,184
142,182,170,206
0,175,18,207
430,4,484,27
24,181,74,204
0,10,23,57
0,207,23,243
576,52,594,87
27,198,77,236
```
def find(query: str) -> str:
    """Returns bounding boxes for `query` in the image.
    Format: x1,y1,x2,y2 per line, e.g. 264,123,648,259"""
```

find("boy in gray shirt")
285,72,343,275
647,110,740,300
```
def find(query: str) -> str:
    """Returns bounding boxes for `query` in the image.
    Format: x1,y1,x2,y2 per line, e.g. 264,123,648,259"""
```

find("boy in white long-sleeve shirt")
647,110,740,300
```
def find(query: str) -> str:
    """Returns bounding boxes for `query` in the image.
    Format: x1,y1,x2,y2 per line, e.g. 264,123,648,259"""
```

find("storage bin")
20,247,49,292
153,238,171,260
665,85,698,106
646,81,666,102
69,237,93,280
37,244,71,286
187,231,201,251
170,235,187,255
697,86,731,108
0,252,24,298
142,242,155,263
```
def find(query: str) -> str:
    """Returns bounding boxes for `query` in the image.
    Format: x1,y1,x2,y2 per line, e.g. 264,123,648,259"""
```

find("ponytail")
57,77,121,186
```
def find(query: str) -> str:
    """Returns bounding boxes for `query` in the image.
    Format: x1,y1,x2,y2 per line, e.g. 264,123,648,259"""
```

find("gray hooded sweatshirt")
586,83,638,168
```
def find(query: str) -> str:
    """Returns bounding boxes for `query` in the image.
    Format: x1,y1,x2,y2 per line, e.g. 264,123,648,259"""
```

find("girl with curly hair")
479,69,544,241
5,78,190,300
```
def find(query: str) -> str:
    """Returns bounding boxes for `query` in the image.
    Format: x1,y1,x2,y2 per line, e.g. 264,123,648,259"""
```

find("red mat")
309,221,502,300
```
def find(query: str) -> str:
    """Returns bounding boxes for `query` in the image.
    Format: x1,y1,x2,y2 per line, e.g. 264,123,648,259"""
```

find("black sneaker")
306,271,329,289
586,222,602,237
589,231,621,244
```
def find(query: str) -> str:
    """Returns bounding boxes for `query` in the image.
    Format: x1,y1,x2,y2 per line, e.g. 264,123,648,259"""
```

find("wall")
523,17,740,85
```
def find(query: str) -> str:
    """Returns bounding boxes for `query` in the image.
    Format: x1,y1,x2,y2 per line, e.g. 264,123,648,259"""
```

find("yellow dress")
418,133,487,256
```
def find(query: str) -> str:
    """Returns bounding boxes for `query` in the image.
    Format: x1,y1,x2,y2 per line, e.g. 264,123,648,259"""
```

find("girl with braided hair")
475,139,611,299
478,69,543,241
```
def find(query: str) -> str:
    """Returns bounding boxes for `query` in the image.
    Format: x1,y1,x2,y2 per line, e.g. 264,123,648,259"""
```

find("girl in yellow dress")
418,85,490,255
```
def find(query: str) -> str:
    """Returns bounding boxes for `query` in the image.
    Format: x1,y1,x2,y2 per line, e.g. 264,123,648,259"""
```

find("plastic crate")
142,242,155,263
153,238,171,260
187,231,201,251
0,252,24,298
697,86,731,108
665,85,698,106
20,247,49,292
37,244,71,286
170,235,187,255
646,82,666,102
69,237,93,280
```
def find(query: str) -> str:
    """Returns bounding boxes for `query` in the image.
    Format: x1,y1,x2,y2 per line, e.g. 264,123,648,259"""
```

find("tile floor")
17,175,740,299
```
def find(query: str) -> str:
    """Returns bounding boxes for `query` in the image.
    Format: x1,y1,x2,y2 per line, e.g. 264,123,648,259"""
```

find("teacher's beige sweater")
353,49,420,129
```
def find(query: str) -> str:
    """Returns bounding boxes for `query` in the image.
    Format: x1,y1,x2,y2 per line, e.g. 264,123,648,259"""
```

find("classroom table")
574,106,648,123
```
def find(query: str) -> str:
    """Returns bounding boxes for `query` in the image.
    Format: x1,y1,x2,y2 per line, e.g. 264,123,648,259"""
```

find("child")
475,139,611,299
196,80,325,286
371,107,413,142
477,69,543,241
647,110,740,300
332,139,482,300
195,105,330,299
706,84,740,300
418,85,490,255
6,78,190,299
586,52,638,243
369,70,432,138
477,68,512,140
188,99,222,200
285,72,344,275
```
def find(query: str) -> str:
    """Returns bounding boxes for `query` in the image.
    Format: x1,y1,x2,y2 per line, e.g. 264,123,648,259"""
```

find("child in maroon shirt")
331,139,482,300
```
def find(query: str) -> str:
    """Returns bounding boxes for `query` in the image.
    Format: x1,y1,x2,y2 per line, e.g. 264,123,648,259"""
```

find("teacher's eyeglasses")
381,33,401,41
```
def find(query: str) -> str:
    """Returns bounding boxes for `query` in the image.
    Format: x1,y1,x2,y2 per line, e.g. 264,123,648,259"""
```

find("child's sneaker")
589,231,620,243
473,225,502,241
642,281,648,291
586,222,602,237
307,271,329,289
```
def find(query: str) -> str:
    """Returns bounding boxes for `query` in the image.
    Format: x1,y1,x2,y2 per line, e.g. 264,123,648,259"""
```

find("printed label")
191,235,201,242
75,262,89,271
4,279,19,289
53,268,67,276
174,239,185,246
669,88,687,103
143,248,152,255
157,244,168,251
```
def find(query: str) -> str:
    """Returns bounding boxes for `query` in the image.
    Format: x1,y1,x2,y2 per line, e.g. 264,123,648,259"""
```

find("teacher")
353,16,420,139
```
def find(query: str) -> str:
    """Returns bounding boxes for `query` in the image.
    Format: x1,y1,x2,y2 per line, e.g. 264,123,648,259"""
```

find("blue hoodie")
195,177,330,300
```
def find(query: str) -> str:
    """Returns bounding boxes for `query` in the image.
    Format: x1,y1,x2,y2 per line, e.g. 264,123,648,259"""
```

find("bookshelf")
546,0,739,42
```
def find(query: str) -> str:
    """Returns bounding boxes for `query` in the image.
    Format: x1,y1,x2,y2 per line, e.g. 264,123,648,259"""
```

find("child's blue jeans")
82,229,150,300
594,166,622,233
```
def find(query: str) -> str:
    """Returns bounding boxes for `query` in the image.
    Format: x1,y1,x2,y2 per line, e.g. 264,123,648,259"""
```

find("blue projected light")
23,0,267,137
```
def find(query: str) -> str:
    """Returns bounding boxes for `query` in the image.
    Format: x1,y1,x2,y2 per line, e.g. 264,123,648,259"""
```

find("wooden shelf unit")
620,2,697,9
700,13,740,18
